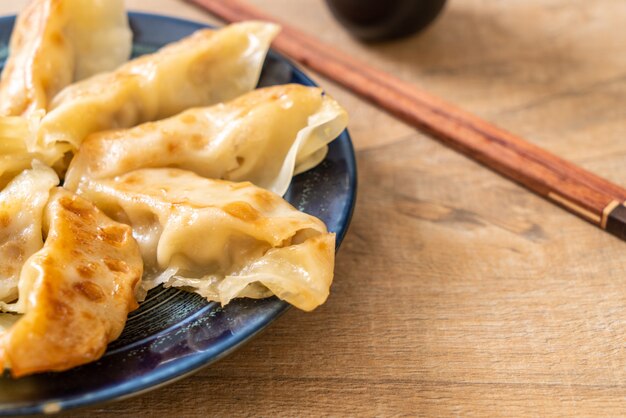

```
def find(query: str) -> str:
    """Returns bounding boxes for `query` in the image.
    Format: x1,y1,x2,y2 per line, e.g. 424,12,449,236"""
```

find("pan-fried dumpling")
0,163,58,305
79,168,335,311
0,0,131,117
0,188,142,377
37,21,280,150
0,115,70,188
65,84,348,195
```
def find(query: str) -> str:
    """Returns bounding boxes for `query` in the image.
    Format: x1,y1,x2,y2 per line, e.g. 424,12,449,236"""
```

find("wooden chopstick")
187,0,626,241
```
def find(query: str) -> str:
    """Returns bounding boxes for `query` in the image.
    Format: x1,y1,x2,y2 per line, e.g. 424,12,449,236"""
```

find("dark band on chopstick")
606,203,626,240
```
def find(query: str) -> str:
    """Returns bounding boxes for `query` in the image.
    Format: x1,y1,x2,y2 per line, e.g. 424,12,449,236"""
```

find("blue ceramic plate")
0,12,356,416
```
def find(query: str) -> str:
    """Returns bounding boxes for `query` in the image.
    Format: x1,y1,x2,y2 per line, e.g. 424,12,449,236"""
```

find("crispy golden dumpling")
0,115,70,188
0,188,142,377
37,21,280,151
65,84,348,195
0,163,58,305
79,168,335,311
0,0,131,117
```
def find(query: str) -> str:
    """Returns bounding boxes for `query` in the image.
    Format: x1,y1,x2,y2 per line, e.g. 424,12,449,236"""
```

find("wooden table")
4,0,626,416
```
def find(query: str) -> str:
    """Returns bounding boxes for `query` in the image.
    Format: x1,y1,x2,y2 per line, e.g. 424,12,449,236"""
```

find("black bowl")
325,0,447,41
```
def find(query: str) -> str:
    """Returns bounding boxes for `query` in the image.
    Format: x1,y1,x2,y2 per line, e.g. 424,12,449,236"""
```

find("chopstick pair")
187,0,626,242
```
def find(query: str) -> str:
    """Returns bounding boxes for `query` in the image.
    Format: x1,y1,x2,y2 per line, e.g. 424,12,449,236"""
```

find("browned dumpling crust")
0,188,142,377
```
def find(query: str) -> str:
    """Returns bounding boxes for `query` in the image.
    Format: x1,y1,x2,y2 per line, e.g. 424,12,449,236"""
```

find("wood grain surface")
4,0,626,416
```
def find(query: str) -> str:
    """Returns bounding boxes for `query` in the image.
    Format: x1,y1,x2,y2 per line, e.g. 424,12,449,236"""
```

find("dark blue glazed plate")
0,12,356,416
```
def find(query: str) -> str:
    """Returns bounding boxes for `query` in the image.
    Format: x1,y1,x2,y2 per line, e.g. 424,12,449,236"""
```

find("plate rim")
0,11,357,416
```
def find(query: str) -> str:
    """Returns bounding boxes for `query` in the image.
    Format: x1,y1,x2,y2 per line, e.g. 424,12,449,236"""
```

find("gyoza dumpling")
37,21,280,151
79,168,335,311
0,115,70,188
0,0,131,117
0,188,142,377
65,84,348,195
0,163,58,305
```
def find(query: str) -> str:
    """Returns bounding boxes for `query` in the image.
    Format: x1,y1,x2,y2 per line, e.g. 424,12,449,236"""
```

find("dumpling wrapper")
0,163,58,305
0,188,142,377
79,168,335,312
65,84,348,196
37,21,280,151
0,0,131,117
